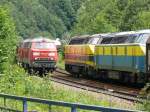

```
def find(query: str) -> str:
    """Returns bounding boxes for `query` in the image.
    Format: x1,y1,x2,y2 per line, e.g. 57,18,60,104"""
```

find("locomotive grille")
35,58,49,61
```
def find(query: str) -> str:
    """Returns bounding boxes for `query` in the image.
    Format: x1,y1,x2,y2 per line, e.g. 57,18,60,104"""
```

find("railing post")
23,100,27,112
48,104,52,112
71,107,77,112
4,97,6,107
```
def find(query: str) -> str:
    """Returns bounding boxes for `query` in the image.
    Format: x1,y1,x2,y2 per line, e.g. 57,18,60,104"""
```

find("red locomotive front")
17,37,58,74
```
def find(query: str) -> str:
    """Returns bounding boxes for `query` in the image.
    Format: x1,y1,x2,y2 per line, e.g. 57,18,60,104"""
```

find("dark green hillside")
1,0,150,38
0,0,85,38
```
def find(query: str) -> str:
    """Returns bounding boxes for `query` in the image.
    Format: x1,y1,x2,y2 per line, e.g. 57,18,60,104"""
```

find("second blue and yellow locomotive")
64,30,150,84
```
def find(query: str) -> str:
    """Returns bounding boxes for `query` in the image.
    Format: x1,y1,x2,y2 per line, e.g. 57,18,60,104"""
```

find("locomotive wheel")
28,68,34,74
39,69,44,76
71,73,80,78
75,74,80,78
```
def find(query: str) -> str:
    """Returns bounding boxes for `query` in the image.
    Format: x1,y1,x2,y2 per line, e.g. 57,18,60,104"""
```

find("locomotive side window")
101,37,113,44
110,36,127,44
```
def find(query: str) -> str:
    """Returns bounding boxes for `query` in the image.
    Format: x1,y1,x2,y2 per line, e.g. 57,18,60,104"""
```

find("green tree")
71,0,86,12
120,0,147,31
0,0,81,38
72,0,117,35
0,6,18,73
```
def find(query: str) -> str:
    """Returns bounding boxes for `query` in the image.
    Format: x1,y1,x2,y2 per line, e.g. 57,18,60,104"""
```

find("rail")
0,93,139,112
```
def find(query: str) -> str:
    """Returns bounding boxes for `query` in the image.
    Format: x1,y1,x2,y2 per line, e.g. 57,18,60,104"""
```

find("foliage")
140,83,150,111
0,65,110,111
0,65,139,111
72,0,150,35
0,0,85,39
0,6,18,73
57,49,65,69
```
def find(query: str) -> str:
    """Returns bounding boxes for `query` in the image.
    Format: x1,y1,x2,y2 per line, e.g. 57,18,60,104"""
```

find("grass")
0,61,145,111
57,50,65,69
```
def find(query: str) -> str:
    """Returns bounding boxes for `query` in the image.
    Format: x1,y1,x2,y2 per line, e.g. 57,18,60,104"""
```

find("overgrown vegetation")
57,48,65,69
0,65,139,111
72,0,150,35
0,6,18,73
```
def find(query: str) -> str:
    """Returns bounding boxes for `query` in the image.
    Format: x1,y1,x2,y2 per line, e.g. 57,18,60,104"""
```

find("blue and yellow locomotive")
64,30,150,84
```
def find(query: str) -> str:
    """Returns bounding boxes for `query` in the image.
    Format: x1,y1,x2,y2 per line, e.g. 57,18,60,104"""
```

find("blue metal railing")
0,93,139,112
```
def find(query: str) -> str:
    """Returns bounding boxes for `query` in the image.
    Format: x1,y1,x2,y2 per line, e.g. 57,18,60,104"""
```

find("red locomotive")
16,37,58,74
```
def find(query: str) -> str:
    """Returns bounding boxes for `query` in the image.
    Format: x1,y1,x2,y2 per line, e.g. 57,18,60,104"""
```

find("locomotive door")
146,44,150,73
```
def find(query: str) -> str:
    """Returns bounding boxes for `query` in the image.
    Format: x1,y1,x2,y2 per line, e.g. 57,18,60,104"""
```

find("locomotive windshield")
88,37,100,44
34,42,55,49
135,34,150,44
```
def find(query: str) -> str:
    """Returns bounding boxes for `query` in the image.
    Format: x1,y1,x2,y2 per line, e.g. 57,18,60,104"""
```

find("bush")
0,6,18,73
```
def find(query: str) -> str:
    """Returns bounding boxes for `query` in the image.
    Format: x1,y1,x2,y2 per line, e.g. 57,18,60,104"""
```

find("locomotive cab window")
69,37,89,45
34,42,55,49
136,34,150,44
126,35,138,43
88,37,100,45
69,38,87,45
110,36,128,44
83,37,91,44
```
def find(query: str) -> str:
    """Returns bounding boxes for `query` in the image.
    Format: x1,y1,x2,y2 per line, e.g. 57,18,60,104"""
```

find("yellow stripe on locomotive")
95,44,145,56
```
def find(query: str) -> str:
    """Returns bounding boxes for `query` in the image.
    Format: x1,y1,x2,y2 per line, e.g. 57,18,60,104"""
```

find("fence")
0,93,139,112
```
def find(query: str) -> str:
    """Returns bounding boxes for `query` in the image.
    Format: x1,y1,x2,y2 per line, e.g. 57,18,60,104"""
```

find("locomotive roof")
110,29,150,37
23,37,54,43
90,33,111,37
71,35,90,39
69,29,150,45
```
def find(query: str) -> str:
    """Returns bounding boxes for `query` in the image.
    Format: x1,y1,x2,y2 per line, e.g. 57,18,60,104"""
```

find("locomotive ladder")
0,93,139,112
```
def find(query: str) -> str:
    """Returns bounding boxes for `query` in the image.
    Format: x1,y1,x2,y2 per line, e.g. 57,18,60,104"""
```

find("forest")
0,0,85,38
0,0,150,39
0,0,150,111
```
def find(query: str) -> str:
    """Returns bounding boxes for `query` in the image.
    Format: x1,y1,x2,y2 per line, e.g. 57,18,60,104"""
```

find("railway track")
50,68,146,103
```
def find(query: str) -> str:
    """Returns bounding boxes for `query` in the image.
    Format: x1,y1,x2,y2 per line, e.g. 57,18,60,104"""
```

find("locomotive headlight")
48,52,55,56
33,52,40,56
50,57,54,60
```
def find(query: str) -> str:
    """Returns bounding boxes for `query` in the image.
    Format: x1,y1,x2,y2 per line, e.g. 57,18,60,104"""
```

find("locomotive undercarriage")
65,64,147,85
97,70,147,84
21,62,56,75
